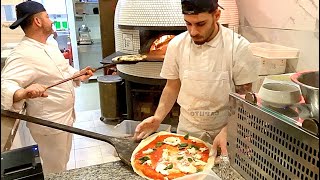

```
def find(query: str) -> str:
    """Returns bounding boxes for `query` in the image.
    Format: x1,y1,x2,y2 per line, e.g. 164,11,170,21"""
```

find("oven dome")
116,0,239,28
117,0,185,27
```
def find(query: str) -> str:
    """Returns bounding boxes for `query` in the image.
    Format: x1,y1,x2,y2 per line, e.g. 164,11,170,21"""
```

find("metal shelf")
227,93,319,180
75,2,98,4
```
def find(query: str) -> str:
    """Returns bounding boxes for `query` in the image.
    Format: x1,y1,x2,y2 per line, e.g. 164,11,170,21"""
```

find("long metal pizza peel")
44,55,163,90
1,109,139,167
45,61,137,90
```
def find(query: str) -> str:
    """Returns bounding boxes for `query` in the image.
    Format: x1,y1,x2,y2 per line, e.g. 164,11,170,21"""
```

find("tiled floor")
67,80,121,170
74,80,101,112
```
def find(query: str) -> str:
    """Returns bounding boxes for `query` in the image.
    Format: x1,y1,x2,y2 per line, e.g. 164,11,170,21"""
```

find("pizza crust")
131,131,215,179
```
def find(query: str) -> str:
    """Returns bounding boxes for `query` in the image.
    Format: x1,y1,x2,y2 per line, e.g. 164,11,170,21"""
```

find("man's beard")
193,39,206,45
191,26,216,45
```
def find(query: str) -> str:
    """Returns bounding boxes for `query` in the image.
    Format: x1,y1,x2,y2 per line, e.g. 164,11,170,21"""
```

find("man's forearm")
154,79,180,122
13,88,27,103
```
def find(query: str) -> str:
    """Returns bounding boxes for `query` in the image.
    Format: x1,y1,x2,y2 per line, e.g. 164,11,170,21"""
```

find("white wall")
236,0,319,72
1,0,24,46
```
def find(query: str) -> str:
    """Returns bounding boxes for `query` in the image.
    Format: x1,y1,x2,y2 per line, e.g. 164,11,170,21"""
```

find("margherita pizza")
131,131,215,180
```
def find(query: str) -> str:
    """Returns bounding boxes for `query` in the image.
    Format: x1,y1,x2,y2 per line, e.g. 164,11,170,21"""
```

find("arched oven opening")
139,30,183,60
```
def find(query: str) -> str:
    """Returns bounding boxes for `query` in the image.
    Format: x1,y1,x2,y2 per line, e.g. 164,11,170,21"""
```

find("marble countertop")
45,160,245,180
45,161,143,180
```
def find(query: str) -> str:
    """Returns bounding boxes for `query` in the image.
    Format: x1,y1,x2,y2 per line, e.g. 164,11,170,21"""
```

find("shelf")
75,14,99,16
75,2,98,4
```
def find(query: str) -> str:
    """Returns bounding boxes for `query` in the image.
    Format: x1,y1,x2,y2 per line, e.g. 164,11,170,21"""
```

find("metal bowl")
291,70,319,120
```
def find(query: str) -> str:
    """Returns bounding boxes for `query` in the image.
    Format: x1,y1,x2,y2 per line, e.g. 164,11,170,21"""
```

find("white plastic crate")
249,42,300,59
249,42,300,75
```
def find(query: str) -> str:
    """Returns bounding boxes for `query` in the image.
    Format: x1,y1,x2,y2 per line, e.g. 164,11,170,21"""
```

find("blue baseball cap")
9,0,46,30
181,0,224,15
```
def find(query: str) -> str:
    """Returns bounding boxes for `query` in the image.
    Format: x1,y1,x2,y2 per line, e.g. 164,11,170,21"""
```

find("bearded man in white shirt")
133,0,258,163
1,1,93,174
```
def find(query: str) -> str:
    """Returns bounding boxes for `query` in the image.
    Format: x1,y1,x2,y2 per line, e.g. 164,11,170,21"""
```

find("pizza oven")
111,0,239,79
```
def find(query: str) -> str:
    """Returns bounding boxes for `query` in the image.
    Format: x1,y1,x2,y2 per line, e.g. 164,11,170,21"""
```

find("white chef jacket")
1,36,79,135
160,23,258,134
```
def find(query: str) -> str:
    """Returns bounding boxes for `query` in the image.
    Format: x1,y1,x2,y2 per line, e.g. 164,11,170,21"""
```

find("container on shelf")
248,42,300,75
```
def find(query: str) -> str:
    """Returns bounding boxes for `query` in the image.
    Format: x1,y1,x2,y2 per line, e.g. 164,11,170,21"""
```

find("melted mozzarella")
177,163,197,173
143,160,152,166
163,137,181,146
193,154,202,159
142,148,154,155
162,149,169,161
155,163,169,175
187,147,197,154
199,147,208,152
194,159,207,166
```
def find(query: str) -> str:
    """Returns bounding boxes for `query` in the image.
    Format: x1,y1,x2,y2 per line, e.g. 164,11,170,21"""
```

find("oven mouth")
139,34,175,56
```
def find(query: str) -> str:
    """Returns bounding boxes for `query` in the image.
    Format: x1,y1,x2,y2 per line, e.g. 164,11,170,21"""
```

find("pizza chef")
133,0,258,162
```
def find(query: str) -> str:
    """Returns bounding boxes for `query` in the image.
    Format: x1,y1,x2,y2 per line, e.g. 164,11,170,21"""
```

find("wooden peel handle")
44,63,118,90
45,71,90,89
26,63,118,97
25,71,89,98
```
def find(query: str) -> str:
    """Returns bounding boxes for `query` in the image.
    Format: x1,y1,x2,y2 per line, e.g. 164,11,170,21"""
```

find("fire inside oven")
139,30,184,56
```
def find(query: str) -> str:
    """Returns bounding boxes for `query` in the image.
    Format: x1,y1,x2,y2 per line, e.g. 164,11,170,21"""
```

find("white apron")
176,33,234,142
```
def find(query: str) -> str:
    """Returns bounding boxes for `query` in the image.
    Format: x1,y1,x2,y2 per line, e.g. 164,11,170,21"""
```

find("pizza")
131,131,215,180
112,54,147,63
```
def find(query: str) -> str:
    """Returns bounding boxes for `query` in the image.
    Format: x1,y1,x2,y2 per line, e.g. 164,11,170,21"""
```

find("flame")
150,35,175,51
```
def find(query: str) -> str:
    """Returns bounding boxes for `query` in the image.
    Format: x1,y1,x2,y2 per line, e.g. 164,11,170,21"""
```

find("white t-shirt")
160,23,258,129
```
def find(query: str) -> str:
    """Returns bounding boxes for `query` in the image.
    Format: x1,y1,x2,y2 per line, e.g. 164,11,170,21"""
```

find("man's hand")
13,84,48,102
74,66,94,82
212,126,228,162
133,116,162,141
235,83,252,95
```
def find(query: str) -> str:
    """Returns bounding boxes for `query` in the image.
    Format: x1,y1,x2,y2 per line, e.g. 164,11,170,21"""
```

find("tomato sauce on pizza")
131,132,213,180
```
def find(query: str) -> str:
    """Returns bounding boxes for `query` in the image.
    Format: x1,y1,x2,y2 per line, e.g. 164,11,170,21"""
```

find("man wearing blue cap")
1,0,93,174
134,0,258,164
